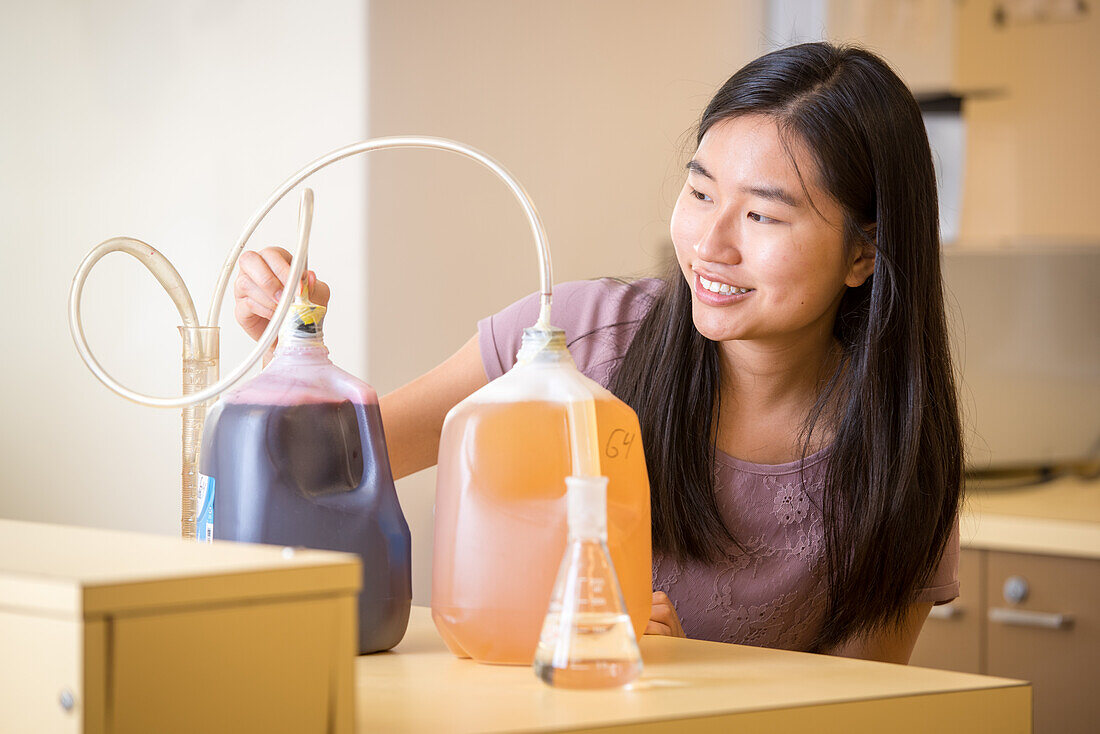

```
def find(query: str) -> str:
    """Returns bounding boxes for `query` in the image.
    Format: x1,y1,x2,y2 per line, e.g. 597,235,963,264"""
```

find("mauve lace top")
479,277,960,651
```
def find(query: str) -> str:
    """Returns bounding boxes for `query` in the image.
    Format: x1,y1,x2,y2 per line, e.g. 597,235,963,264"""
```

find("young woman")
233,42,962,664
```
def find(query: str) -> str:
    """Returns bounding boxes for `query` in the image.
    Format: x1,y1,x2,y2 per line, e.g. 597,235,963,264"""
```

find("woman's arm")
230,248,489,480
379,335,488,480
827,601,933,664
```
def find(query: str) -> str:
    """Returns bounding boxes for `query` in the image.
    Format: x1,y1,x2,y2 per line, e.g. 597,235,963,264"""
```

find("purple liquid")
200,400,411,653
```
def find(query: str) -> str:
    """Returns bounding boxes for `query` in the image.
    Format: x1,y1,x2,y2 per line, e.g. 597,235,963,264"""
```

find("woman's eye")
690,188,712,202
748,211,779,224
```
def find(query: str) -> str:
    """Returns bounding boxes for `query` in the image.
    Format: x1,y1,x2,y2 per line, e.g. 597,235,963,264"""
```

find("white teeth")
699,274,751,296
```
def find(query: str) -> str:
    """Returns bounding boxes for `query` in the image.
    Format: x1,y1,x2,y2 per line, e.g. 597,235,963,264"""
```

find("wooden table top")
355,606,1028,733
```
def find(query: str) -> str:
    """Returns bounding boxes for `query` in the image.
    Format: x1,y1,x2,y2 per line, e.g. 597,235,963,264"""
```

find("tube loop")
68,137,553,408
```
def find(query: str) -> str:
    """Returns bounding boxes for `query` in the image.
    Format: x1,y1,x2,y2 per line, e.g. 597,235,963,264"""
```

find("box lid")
0,519,361,619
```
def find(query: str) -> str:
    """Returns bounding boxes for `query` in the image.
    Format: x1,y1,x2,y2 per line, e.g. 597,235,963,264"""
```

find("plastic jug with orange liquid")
432,325,651,665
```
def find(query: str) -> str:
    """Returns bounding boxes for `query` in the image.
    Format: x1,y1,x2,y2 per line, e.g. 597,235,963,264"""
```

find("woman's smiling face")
671,114,874,347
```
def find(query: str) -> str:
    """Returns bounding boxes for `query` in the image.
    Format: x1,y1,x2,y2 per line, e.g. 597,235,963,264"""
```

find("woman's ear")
845,227,876,287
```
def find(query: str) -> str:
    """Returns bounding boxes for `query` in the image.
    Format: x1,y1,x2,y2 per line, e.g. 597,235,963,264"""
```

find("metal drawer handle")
928,603,963,620
988,607,1074,630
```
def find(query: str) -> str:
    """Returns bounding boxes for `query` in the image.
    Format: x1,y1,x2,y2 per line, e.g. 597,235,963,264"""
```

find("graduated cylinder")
180,326,220,540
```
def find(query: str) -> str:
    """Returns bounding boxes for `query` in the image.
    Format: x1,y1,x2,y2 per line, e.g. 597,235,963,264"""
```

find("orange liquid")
432,397,652,665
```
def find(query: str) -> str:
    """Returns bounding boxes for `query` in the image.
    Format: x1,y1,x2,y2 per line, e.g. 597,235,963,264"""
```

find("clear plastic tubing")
68,137,555,538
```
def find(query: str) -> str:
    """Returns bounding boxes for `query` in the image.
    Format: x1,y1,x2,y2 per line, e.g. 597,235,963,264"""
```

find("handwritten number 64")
605,429,634,459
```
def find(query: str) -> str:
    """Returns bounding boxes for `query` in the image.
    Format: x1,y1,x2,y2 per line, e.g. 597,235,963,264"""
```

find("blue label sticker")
197,474,215,542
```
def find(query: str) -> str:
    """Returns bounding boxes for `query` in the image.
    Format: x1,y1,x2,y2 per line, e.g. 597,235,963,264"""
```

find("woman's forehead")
696,115,816,188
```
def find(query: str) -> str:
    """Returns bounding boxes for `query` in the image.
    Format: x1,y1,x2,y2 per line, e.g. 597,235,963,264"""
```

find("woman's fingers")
258,246,294,287
238,248,289,301
307,272,331,307
245,296,275,320
233,247,333,344
250,247,331,306
233,248,287,342
233,273,278,312
648,591,686,637
234,296,270,342
645,620,672,636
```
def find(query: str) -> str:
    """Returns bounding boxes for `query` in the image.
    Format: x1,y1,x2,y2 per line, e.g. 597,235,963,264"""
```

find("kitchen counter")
356,606,1029,733
962,475,1100,559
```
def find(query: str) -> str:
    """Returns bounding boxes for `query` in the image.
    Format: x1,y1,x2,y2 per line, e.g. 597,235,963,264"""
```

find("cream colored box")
0,519,359,734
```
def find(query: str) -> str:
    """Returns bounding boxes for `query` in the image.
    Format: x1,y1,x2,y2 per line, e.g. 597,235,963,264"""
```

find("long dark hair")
609,42,963,650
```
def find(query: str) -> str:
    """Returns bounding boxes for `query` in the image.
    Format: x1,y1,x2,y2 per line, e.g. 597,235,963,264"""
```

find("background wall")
0,0,766,606
3,1,1093,608
367,0,766,603
0,0,369,535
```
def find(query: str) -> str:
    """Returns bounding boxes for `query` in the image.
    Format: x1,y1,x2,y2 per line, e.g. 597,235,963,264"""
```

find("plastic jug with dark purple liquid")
199,294,411,654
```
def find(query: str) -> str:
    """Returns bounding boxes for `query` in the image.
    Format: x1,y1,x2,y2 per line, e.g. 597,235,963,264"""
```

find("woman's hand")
645,591,686,637
233,247,331,342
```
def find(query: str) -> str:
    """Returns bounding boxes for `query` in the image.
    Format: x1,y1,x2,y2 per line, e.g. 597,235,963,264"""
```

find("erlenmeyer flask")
534,475,643,689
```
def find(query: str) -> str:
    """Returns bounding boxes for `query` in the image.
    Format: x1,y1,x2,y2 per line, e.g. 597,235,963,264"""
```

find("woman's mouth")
694,273,754,304
698,274,752,295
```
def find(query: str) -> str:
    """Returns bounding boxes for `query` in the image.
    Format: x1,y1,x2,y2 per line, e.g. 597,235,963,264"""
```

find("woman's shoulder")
553,276,663,331
479,277,663,384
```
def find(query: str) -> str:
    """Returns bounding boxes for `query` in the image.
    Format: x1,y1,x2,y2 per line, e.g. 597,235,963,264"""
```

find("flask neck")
568,527,608,543
566,475,608,541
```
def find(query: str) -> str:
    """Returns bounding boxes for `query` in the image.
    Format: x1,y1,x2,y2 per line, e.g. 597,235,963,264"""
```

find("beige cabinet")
0,520,360,734
827,0,958,94
986,552,1099,734
911,547,1099,733
910,548,984,675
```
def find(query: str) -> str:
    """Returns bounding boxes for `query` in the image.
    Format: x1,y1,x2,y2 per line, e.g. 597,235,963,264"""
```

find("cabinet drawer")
910,548,983,674
986,551,1099,734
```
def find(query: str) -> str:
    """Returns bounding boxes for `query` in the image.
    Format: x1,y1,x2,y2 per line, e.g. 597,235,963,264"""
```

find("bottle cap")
286,300,326,336
516,326,568,364
566,474,608,539
278,291,327,342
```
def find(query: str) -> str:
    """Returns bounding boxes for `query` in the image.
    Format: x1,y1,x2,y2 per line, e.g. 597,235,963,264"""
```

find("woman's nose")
693,214,741,265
